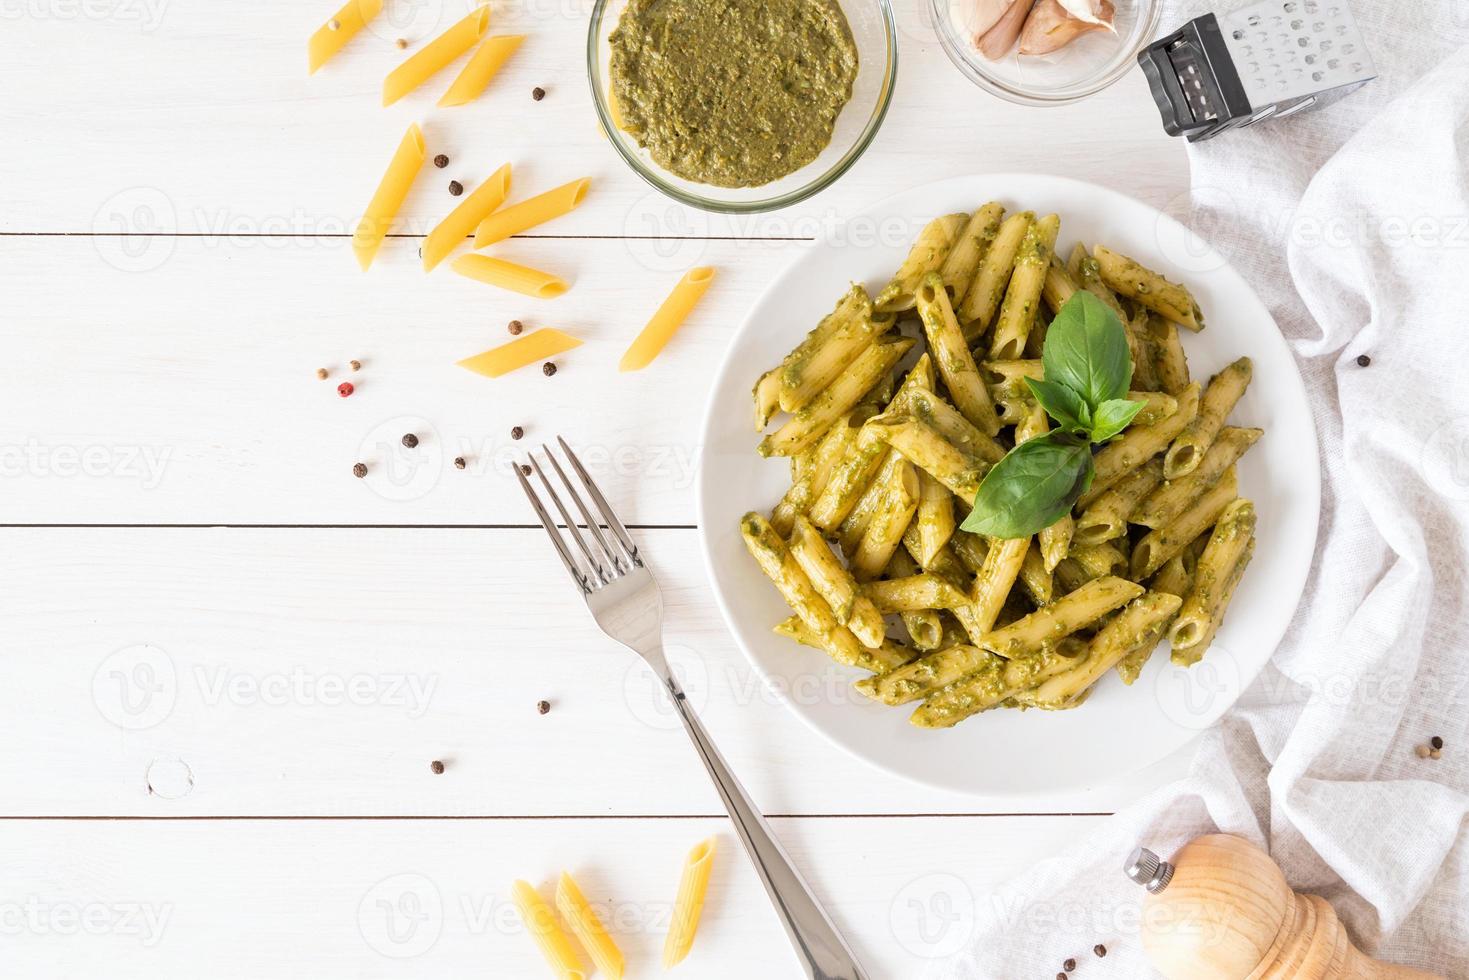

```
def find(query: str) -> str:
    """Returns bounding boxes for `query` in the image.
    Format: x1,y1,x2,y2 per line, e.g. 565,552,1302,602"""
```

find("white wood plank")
0,0,1188,236
0,526,1189,816
0,814,1108,977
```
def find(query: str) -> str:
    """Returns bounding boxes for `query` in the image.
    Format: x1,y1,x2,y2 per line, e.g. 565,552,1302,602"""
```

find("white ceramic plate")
696,175,1319,797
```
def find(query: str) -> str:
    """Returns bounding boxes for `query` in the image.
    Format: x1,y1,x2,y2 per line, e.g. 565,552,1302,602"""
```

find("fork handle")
663,673,870,980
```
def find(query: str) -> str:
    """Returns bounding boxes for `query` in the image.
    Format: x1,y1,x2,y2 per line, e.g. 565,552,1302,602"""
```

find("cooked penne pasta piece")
309,0,383,74
850,456,919,580
855,644,994,705
885,549,945,651
421,163,512,272
1074,458,1165,545
619,266,716,371
875,213,967,312
383,6,490,106
838,448,903,554
457,327,581,377
1052,558,1090,596
1092,244,1204,331
866,413,988,504
788,517,887,648
771,414,861,535
939,203,1005,303
511,880,586,980
1131,468,1239,579
779,286,884,412
753,369,782,430
1067,242,1129,320
555,872,624,980
438,33,525,107
1078,383,1201,508
970,536,1031,636
1165,356,1253,479
352,123,425,271
741,513,870,668
1135,426,1262,528
916,273,1001,435
759,339,914,457
909,640,1085,728
663,838,716,969
1170,499,1256,664
864,572,969,613
1128,391,1179,427
1149,314,1191,394
1126,309,1161,392
1019,539,1055,605
452,254,568,298
989,213,1059,360
1069,543,1129,581
959,210,1033,338
903,390,1007,464
807,424,890,532
914,471,957,566
977,576,1144,658
473,177,592,248
1148,545,1198,599
774,617,916,671
1042,254,1078,315
1024,591,1182,707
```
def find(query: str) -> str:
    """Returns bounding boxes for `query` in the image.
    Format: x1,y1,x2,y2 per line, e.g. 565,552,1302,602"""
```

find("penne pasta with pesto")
741,203,1267,728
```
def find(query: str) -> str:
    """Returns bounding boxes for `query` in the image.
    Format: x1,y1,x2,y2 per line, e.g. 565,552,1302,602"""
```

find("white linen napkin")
926,3,1469,977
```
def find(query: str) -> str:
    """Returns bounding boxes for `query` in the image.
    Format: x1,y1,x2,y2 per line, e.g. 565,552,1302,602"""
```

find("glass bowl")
586,0,898,214
931,0,1160,106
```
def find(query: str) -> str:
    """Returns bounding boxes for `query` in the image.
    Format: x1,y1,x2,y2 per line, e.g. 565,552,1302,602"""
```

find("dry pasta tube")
383,6,490,106
308,0,383,74
620,267,716,371
451,254,568,299
439,34,525,107
421,163,511,272
511,880,586,980
457,328,581,378
474,178,592,248
555,873,624,980
351,123,425,272
663,838,716,969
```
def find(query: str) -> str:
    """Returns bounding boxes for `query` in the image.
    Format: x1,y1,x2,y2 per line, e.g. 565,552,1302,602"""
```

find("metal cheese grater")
1139,0,1376,142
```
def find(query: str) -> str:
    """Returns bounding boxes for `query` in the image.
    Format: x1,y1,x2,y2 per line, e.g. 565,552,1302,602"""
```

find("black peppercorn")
1063,959,1076,972
1093,944,1107,958
508,319,524,335
448,180,463,196
1431,735,1444,750
511,426,524,440
537,700,551,714
542,362,557,377
352,462,368,478
433,153,448,168
1356,354,1371,367
454,456,467,470
401,433,419,448
532,86,545,101
520,464,532,476
1056,973,1067,980
429,760,445,774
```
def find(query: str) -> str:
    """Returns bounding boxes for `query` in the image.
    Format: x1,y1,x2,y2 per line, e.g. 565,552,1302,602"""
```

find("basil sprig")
961,292,1144,539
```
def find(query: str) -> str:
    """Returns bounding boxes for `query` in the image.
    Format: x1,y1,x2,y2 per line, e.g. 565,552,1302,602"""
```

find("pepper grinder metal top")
1124,847,1175,893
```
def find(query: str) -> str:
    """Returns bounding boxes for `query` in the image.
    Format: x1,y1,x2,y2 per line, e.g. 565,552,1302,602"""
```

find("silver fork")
516,436,870,980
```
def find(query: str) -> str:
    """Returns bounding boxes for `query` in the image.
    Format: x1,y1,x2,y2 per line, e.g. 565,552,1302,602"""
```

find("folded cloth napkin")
927,4,1469,977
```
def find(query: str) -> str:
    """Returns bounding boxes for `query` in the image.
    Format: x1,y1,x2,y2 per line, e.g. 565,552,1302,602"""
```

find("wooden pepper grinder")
1125,834,1443,980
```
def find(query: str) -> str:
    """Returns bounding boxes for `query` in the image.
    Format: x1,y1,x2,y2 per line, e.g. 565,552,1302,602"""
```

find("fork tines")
515,436,641,593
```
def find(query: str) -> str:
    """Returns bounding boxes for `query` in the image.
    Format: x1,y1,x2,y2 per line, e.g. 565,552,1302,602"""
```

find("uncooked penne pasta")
741,512,868,668
663,838,716,969
1074,458,1165,545
1130,468,1239,579
788,516,887,648
421,163,512,272
1170,498,1256,664
352,123,425,271
1165,356,1253,479
916,273,1001,435
383,6,490,106
1092,244,1204,331
619,267,716,371
511,880,585,980
457,328,581,378
774,617,915,670
855,644,993,706
555,873,624,980
1079,383,1201,508
939,202,1005,304
474,178,592,248
452,254,568,299
850,456,919,580
978,576,1144,659
959,210,1033,338
778,286,881,412
1025,591,1182,707
759,339,914,457
308,0,383,74
875,213,967,312
1135,426,1262,528
438,34,525,107
989,213,1059,360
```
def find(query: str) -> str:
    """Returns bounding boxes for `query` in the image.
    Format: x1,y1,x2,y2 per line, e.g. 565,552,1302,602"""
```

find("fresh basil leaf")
961,432,1096,539
1024,377,1092,436
1088,397,1145,443
1042,292,1133,408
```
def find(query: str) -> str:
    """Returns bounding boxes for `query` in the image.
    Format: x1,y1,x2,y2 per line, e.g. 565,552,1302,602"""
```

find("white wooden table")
0,0,1191,974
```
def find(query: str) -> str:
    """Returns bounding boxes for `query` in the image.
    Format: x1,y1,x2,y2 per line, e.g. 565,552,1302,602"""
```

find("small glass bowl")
931,0,1160,106
586,0,899,214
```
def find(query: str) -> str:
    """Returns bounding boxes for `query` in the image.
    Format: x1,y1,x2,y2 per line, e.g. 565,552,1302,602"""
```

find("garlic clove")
963,0,1021,46
977,0,1035,60
1019,0,1115,55
1054,0,1116,30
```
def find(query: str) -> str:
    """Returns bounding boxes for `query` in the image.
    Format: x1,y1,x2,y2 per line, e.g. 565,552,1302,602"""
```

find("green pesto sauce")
609,0,859,188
